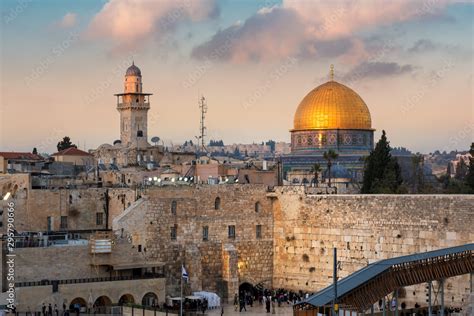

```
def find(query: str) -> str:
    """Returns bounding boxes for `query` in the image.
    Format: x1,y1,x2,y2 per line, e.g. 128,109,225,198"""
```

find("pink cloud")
57,12,77,28
84,0,218,50
192,0,453,63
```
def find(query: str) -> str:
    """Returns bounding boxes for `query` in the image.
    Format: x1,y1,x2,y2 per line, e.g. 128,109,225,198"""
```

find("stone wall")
15,278,166,311
15,245,109,283
272,186,474,309
1,187,136,233
114,185,274,299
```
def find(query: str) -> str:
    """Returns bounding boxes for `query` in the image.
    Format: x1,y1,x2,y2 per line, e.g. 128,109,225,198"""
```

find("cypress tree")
362,130,403,193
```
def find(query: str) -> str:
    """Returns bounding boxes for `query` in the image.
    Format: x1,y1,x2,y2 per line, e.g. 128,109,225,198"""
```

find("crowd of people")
234,288,312,313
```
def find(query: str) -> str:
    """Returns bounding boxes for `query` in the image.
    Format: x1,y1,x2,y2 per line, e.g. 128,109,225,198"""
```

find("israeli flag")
182,265,189,282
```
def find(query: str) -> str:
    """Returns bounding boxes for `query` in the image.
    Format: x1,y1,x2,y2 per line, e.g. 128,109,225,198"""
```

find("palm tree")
323,149,339,187
310,163,322,187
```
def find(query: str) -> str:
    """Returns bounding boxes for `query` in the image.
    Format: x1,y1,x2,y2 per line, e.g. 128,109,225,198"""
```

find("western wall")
114,185,473,309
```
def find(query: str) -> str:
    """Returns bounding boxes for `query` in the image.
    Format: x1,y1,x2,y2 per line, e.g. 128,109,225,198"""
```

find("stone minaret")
115,62,152,148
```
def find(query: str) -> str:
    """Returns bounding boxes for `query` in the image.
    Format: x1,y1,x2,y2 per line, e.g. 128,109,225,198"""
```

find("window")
170,225,177,240
214,197,221,210
228,225,235,239
96,212,104,226
255,202,261,212
60,216,68,230
171,200,177,215
47,216,53,231
202,226,209,241
137,130,143,137
256,225,262,239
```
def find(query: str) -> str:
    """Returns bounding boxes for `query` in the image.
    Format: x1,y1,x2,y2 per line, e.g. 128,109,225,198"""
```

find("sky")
0,0,473,154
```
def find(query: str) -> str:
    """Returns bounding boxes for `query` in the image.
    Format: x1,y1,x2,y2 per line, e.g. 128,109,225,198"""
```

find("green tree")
265,140,276,152
464,143,474,192
361,130,403,193
455,158,468,180
57,136,77,151
411,154,424,193
310,163,322,187
323,149,338,187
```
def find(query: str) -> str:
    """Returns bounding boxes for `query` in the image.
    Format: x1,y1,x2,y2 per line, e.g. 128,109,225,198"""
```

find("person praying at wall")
54,304,59,316
265,296,271,313
42,303,46,316
239,294,246,312
234,294,239,311
48,303,53,316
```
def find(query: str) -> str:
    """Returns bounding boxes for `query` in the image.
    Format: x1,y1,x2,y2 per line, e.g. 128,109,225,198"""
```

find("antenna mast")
199,95,207,152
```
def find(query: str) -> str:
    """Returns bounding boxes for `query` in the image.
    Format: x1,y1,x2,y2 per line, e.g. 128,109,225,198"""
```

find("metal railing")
16,273,165,288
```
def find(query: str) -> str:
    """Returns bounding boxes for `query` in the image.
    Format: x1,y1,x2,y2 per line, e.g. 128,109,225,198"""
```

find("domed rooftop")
324,163,352,179
293,79,372,131
125,62,141,77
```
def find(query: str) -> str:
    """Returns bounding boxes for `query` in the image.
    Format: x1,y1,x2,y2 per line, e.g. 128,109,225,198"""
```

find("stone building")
52,147,94,167
92,63,164,168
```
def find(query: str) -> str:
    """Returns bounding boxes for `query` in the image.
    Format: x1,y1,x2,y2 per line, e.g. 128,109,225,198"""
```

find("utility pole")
333,247,338,316
428,281,432,316
199,96,207,153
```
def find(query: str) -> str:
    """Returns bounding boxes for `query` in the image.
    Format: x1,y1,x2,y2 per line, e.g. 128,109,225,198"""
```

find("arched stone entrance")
119,294,135,305
94,296,112,314
69,297,87,313
239,282,257,297
142,292,159,307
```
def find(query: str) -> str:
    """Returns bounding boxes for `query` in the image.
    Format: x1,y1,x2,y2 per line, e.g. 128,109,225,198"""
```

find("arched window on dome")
292,178,300,184
302,178,309,185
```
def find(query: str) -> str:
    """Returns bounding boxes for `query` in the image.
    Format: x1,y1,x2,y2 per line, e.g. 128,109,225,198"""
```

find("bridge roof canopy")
296,243,474,312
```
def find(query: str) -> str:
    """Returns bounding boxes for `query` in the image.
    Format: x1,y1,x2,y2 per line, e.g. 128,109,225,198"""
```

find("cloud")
192,0,453,63
57,12,77,28
84,0,219,51
342,62,415,82
408,39,437,53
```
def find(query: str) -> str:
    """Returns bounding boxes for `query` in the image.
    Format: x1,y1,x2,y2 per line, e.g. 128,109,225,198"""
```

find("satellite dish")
151,136,160,146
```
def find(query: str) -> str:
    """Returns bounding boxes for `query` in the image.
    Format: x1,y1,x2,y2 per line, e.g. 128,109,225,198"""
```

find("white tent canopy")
193,291,221,309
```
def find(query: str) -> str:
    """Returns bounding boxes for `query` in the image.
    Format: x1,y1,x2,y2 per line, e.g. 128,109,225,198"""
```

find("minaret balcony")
117,102,150,110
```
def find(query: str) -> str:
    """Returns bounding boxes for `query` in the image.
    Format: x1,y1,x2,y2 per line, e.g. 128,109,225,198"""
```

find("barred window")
255,202,261,212
96,212,104,226
228,225,235,239
60,216,68,230
170,226,177,240
214,197,221,210
171,200,177,215
256,225,262,239
202,226,209,241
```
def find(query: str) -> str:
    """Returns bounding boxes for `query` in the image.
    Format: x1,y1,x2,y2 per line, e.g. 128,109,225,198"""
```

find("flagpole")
180,263,183,316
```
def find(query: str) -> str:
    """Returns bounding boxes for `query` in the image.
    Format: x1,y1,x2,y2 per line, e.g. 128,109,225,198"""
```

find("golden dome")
293,80,372,131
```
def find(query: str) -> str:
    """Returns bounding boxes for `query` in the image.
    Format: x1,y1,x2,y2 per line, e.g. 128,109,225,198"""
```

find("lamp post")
333,247,338,316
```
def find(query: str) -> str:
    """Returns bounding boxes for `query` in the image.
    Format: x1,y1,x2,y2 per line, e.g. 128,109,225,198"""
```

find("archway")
69,297,87,313
142,292,159,307
119,294,135,305
239,282,256,296
239,282,257,306
94,296,112,314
